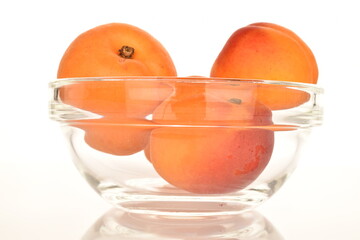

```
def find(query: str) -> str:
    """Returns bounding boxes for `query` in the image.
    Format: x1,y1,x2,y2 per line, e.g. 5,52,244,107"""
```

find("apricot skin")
72,119,154,156
58,23,176,117
59,80,173,119
149,127,274,194
211,22,318,110
249,22,318,82
152,91,273,126
57,23,176,155
148,83,274,194
57,23,176,78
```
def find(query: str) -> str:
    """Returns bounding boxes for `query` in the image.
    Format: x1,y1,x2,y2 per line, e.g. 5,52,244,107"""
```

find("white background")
1,0,359,239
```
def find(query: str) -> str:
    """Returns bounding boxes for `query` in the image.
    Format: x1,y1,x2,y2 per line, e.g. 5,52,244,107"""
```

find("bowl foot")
82,207,285,239
98,178,278,217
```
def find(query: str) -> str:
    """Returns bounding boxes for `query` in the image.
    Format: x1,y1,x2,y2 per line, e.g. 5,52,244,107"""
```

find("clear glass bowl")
49,77,323,217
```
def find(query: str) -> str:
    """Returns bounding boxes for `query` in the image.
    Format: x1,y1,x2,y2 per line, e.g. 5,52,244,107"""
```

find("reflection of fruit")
73,118,155,156
211,22,318,110
148,83,274,194
57,23,177,155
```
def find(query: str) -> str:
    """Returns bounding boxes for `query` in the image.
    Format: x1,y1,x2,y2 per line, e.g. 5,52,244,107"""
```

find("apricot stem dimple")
119,46,135,58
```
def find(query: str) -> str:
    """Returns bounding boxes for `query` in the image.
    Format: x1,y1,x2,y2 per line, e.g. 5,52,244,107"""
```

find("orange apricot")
58,23,176,78
149,127,274,194
58,23,176,117
211,22,318,110
153,91,272,126
148,83,274,194
57,23,176,155
249,22,318,81
72,118,155,156
59,79,173,119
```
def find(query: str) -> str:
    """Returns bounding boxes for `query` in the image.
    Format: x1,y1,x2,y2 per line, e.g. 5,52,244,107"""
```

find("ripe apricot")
58,23,176,117
148,82,274,194
211,22,318,110
59,79,173,119
153,89,272,126
58,23,176,78
149,128,274,194
72,118,155,156
249,22,318,81
57,23,176,155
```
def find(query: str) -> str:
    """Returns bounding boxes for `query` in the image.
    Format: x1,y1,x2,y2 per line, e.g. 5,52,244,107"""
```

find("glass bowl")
49,77,323,217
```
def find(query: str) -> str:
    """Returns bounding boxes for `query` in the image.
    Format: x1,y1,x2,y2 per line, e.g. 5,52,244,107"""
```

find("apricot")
72,118,154,156
249,22,318,81
148,83,274,194
57,23,176,155
58,23,176,78
153,87,272,126
58,23,176,117
149,128,274,194
59,79,173,119
211,22,318,110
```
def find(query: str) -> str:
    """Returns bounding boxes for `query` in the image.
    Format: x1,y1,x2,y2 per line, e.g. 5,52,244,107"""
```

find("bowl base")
82,208,285,239
97,178,280,217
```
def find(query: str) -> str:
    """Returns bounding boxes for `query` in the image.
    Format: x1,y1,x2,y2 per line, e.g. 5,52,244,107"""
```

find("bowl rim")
50,76,324,94
49,76,324,128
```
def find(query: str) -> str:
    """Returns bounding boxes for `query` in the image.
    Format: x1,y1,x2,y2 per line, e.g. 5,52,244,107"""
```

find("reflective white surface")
83,209,284,239
1,0,360,239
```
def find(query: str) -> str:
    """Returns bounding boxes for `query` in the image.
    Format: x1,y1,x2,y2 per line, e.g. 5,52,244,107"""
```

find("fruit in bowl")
57,23,176,155
211,22,318,110
50,22,323,216
148,81,275,194
51,77,323,216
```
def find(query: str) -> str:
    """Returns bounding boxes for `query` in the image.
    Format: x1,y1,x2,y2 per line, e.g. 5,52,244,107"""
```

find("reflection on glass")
82,208,284,240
